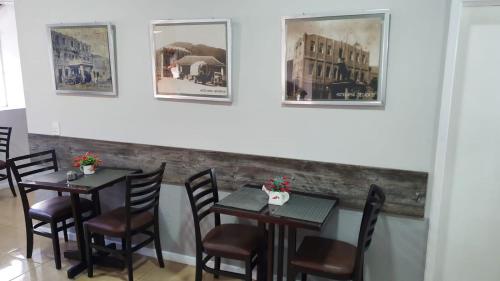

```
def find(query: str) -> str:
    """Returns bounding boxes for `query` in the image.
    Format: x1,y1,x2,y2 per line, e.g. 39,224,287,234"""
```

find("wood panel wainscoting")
28,134,428,218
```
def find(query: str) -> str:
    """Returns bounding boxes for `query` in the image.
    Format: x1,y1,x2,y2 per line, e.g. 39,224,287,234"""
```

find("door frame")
425,1,500,280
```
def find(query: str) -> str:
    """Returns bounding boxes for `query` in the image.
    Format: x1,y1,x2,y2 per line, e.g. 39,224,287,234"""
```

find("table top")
19,167,140,194
212,185,338,231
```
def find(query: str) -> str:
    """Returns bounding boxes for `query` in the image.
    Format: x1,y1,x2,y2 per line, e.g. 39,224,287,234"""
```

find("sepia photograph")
151,19,231,102
282,11,390,106
48,23,116,95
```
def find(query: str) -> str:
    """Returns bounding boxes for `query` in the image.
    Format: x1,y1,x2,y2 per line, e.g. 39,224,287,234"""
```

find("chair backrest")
7,150,59,216
125,162,166,232
353,184,386,280
184,168,221,253
0,127,12,160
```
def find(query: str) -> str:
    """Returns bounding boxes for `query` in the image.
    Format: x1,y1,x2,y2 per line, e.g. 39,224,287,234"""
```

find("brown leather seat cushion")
291,236,357,279
84,207,153,237
202,224,265,260
0,160,6,170
29,196,92,221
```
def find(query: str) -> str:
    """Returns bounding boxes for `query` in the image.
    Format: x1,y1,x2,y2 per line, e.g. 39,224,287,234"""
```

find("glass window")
317,64,323,76
319,43,324,54
308,63,314,75
310,41,316,52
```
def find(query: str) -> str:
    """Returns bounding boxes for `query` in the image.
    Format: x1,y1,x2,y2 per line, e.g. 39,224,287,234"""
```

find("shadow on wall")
365,217,395,281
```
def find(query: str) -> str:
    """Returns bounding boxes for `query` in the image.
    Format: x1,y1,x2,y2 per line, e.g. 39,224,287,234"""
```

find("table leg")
267,224,275,281
91,192,106,248
286,227,297,281
277,225,285,281
67,193,87,279
257,222,266,281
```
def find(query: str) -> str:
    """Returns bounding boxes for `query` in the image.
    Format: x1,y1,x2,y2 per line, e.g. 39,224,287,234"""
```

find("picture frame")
282,10,391,106
150,19,232,102
47,23,117,96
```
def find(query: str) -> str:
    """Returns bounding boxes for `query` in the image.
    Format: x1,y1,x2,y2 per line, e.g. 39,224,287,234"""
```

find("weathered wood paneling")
28,134,428,217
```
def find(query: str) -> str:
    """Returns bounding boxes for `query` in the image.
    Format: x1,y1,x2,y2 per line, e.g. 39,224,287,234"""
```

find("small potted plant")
72,152,102,175
262,176,291,205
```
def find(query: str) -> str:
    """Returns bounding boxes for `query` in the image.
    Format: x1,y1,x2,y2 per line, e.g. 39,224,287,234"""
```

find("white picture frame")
282,10,391,107
150,19,232,103
47,23,117,96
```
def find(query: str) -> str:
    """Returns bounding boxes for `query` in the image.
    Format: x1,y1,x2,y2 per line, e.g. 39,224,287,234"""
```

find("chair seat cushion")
29,196,93,221
84,207,154,237
0,160,6,170
202,224,265,260
291,236,357,279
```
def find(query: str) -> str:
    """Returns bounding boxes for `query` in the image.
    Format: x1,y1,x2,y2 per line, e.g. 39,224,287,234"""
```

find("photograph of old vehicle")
48,23,116,95
151,19,231,102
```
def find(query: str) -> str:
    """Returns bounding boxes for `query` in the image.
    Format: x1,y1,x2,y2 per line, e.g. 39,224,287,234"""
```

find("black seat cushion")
291,236,357,279
0,160,6,170
84,207,154,237
202,224,265,260
29,196,93,221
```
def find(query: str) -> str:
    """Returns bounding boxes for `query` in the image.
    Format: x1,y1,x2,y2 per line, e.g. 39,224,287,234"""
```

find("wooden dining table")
19,167,140,279
211,184,339,281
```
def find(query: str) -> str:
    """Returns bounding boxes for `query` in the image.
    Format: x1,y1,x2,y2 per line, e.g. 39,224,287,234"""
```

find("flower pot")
268,191,290,206
80,165,95,175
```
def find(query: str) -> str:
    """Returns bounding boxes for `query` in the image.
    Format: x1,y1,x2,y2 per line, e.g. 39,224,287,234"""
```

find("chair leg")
287,267,296,281
84,225,93,277
62,220,69,242
125,237,134,281
245,258,252,281
50,222,61,269
6,167,16,197
26,223,33,259
301,272,307,281
195,253,203,281
214,256,221,278
153,220,164,268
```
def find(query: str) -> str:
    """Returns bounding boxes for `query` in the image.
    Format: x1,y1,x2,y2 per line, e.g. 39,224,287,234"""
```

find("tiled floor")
0,188,238,281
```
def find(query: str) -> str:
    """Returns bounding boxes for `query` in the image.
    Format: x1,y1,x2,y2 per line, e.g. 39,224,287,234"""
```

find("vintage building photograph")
48,24,116,95
151,19,231,101
283,12,389,106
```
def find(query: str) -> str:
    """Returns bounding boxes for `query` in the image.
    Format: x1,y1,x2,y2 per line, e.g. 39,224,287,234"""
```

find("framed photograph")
150,19,231,102
282,10,390,106
47,23,117,96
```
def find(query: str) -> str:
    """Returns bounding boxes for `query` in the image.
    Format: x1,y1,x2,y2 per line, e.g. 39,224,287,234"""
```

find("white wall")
0,2,24,108
433,5,500,281
0,108,29,189
13,0,451,280
14,0,448,172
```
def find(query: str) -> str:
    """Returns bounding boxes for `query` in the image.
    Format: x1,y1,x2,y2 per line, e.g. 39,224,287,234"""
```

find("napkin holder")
262,185,290,206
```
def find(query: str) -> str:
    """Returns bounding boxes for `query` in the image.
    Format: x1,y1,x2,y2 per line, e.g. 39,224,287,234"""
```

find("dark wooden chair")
287,184,386,281
8,149,94,269
185,168,266,281
83,162,166,281
0,126,16,197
